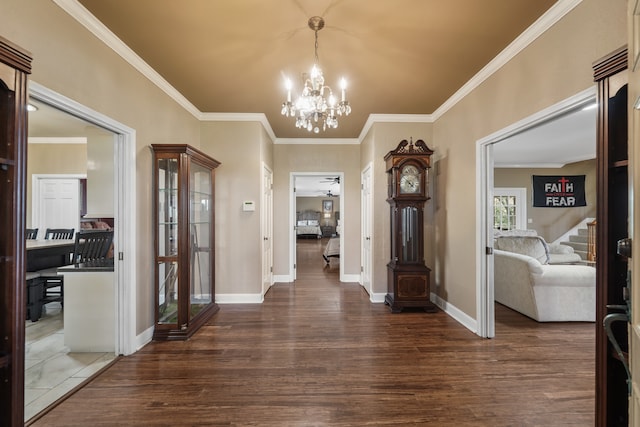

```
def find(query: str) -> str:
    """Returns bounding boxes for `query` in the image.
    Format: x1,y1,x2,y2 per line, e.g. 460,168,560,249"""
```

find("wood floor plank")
31,238,595,426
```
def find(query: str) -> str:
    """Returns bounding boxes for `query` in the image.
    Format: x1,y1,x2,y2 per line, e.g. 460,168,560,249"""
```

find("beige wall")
431,0,626,318
273,144,360,276
200,121,268,295
361,122,434,296
297,197,339,227
86,130,115,217
495,160,596,242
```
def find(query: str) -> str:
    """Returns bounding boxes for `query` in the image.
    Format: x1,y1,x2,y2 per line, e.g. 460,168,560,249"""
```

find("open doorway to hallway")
291,173,344,282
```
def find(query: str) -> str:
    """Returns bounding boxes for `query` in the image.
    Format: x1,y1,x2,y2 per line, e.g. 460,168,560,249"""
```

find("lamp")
281,16,351,133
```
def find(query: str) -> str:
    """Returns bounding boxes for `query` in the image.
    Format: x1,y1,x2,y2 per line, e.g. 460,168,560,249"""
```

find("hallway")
31,238,594,426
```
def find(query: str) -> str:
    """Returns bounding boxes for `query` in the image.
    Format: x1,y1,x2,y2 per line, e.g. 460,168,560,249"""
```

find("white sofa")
494,236,595,322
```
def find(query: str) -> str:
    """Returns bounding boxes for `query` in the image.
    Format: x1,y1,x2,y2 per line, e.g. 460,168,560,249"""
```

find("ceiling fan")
321,176,340,185
319,189,337,197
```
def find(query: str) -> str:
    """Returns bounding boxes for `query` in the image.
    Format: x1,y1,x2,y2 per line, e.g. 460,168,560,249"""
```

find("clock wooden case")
384,138,436,313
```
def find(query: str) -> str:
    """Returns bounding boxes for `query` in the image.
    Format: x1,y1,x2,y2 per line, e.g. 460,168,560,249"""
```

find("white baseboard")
273,275,292,283
370,292,386,303
217,293,264,304
431,293,478,334
135,325,154,351
341,274,360,283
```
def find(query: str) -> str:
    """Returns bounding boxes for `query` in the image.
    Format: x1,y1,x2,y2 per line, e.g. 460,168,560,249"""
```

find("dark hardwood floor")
31,238,595,426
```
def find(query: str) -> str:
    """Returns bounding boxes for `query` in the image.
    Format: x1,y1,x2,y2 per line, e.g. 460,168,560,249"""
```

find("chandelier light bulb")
285,78,292,102
280,16,351,133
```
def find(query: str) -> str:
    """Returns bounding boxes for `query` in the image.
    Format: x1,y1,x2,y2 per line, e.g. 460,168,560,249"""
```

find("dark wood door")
0,36,31,427
593,46,630,427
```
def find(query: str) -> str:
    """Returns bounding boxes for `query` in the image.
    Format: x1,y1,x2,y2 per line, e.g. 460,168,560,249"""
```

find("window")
493,188,527,231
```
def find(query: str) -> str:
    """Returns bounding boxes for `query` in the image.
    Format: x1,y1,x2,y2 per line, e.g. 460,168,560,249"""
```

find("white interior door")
361,164,373,295
33,176,82,238
262,164,273,295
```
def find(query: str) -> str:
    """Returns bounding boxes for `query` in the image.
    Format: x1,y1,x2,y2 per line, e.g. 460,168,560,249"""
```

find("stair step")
577,228,590,237
569,234,588,243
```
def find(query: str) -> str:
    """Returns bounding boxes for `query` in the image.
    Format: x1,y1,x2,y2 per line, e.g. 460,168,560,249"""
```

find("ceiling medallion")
281,16,351,133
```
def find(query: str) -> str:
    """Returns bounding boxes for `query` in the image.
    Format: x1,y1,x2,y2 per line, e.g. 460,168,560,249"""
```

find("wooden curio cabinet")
151,144,220,340
593,46,629,427
384,138,436,313
0,36,31,426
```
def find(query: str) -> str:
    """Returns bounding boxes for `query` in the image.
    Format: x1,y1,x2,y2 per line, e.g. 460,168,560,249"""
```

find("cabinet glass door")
189,161,212,320
157,158,178,324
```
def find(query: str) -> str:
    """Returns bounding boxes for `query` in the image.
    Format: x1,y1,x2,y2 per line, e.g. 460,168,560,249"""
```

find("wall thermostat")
242,201,255,211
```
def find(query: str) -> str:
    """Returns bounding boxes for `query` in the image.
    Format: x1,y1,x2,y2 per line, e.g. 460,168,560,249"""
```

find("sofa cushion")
494,236,550,264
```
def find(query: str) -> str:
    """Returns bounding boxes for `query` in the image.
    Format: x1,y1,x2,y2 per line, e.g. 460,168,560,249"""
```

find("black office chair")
72,229,114,264
40,228,75,309
44,228,75,240
26,228,38,239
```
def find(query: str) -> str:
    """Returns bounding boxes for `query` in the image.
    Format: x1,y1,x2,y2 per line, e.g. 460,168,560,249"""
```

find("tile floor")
24,302,116,422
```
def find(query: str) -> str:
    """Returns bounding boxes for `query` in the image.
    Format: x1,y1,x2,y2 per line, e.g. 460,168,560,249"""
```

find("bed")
323,237,340,264
296,210,322,239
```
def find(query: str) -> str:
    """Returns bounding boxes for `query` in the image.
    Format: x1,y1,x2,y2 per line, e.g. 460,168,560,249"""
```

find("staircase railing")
587,219,596,262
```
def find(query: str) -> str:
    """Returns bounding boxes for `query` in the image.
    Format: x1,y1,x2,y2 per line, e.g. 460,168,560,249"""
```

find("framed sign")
532,175,586,207
322,200,333,213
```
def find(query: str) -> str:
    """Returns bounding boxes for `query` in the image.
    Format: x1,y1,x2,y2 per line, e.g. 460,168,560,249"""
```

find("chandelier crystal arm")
281,16,351,134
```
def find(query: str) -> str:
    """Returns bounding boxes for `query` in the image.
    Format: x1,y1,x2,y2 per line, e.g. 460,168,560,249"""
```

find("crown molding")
52,0,201,119
432,0,583,121
28,137,87,144
358,114,434,141
274,138,360,145
55,0,582,144
200,112,277,141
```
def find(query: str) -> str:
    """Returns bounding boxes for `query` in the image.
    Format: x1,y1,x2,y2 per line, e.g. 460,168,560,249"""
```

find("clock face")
399,165,420,194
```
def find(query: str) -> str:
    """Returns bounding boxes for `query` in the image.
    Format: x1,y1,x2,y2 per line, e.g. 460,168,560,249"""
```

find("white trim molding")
431,293,478,334
432,0,583,121
29,137,87,144
217,294,265,304
369,292,386,304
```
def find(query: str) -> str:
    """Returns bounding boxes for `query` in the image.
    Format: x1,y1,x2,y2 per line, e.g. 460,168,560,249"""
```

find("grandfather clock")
384,138,435,313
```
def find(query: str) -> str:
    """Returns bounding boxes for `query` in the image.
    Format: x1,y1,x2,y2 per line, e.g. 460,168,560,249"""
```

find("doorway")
477,87,596,337
23,83,137,420
290,172,344,282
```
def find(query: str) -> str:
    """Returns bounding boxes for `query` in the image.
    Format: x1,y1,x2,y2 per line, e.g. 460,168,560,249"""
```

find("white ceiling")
493,103,597,168
295,175,340,198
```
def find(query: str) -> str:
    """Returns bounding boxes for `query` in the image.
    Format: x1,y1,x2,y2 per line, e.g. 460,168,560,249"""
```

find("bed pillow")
297,220,308,226
308,220,319,226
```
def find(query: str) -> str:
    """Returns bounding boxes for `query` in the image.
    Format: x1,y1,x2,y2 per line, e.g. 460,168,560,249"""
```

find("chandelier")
281,16,351,133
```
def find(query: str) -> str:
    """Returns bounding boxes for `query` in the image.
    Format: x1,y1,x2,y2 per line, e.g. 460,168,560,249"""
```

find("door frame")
261,163,273,296
30,81,137,355
361,163,373,296
290,172,344,281
476,86,596,338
